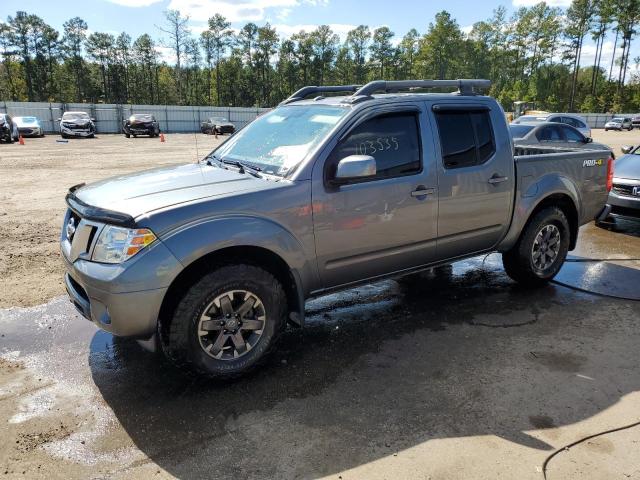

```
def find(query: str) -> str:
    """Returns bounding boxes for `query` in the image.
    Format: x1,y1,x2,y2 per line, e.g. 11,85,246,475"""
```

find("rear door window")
561,126,584,143
435,109,496,169
536,126,563,142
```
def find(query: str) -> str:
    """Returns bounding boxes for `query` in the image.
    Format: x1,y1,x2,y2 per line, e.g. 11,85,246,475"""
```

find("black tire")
162,264,287,379
125,133,130,138
502,206,570,286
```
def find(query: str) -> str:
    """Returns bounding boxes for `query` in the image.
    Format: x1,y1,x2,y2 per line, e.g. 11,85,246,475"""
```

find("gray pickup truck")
61,79,614,378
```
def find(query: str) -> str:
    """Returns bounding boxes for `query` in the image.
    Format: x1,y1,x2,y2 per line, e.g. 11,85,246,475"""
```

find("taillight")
606,156,614,192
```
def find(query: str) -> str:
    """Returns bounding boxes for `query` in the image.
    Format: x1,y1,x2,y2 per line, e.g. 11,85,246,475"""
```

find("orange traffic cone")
18,135,24,145
160,133,165,143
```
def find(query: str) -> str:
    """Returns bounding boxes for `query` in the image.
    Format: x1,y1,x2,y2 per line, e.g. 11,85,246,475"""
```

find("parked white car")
604,117,633,131
512,113,591,138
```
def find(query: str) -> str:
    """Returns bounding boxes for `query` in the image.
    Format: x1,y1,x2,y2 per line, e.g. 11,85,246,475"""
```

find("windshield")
513,115,545,124
510,125,535,138
210,105,347,176
131,114,152,122
611,118,623,122
17,116,37,124
63,112,90,120
210,117,228,122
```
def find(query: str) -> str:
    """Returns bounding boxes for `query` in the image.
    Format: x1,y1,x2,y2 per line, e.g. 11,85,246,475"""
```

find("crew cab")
61,79,613,379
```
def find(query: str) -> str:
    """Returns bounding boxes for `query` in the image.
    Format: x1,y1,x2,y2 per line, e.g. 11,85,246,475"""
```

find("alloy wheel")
197,290,266,360
531,224,561,271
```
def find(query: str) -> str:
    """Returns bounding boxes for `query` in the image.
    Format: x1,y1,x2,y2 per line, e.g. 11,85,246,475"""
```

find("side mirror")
332,155,376,184
584,137,593,143
57,117,61,121
621,145,634,154
90,118,96,122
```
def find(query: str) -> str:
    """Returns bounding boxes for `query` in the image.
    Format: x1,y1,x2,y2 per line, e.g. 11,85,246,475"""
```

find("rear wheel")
125,133,130,138
502,206,570,286
162,264,287,379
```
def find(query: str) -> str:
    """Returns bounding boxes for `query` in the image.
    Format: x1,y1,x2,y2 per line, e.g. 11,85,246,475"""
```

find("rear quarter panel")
498,149,610,251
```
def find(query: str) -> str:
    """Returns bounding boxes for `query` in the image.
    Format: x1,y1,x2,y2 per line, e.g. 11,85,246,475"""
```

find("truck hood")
613,154,640,180
74,163,277,218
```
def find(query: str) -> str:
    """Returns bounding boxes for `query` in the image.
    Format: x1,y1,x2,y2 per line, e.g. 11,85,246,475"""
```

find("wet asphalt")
1,218,640,479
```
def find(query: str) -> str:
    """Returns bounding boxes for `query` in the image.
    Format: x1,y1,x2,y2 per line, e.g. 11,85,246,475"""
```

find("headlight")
92,225,157,264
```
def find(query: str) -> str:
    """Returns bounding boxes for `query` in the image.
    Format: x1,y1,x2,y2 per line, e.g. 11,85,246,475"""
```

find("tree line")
1,0,639,113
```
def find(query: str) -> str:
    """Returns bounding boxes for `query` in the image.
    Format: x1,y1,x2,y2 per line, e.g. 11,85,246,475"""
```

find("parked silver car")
512,113,591,138
14,116,44,137
599,145,640,222
59,111,96,138
510,122,609,153
604,117,633,131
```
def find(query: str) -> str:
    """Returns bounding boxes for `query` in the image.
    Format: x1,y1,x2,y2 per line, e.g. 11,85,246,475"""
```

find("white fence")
0,101,271,134
2,101,636,132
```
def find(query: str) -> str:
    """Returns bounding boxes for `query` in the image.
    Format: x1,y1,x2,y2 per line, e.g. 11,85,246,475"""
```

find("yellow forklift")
508,101,549,122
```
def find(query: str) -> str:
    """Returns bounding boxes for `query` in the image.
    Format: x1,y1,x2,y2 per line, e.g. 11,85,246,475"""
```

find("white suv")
605,117,633,132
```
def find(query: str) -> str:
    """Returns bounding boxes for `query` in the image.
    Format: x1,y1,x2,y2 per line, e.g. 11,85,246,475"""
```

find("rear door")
430,102,514,259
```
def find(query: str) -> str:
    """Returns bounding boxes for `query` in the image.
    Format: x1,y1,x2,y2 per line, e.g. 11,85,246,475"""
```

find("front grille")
64,123,90,130
612,184,637,197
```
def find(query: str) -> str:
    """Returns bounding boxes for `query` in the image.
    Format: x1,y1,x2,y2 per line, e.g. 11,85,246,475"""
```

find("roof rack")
280,85,361,105
342,79,492,104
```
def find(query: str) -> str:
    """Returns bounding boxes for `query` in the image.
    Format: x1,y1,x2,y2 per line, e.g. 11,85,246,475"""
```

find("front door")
431,103,514,259
312,105,438,289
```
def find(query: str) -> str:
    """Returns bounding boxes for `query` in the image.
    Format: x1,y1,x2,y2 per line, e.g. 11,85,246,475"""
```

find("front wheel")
502,206,570,286
162,264,287,379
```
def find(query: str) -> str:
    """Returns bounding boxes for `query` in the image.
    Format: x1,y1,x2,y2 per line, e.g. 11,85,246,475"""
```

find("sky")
1,0,638,78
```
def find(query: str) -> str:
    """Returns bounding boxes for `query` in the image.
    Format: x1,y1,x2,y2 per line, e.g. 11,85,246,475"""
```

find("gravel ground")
0,133,224,308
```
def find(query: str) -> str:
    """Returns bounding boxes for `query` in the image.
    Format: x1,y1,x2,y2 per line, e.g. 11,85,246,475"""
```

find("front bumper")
60,211,183,337
125,124,156,135
604,188,640,220
61,126,94,137
18,127,41,136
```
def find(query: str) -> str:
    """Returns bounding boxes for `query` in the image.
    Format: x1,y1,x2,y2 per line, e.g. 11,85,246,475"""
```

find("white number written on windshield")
356,136,399,156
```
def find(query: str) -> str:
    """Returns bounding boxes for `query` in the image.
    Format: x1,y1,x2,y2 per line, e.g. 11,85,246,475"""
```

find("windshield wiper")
221,159,263,178
205,154,264,178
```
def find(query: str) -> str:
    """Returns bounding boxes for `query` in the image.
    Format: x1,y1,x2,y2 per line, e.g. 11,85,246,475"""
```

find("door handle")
488,175,508,185
410,187,435,197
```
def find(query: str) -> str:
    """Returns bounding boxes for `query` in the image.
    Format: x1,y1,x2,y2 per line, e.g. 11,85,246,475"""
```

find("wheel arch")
526,193,579,250
499,189,580,252
158,245,304,343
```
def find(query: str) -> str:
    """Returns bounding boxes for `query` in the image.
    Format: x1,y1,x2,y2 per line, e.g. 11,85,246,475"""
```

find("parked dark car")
201,116,235,135
599,145,640,222
0,114,20,143
14,116,44,137
59,111,96,138
123,114,160,138
632,114,640,129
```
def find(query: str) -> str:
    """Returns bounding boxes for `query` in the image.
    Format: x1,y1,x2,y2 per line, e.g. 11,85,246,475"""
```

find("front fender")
160,215,318,298
497,174,580,252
